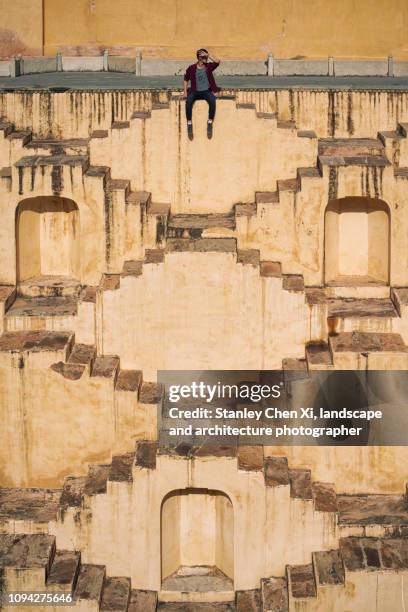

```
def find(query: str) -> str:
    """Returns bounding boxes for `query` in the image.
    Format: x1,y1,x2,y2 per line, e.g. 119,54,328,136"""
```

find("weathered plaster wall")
39,0,408,60
0,352,155,487
2,90,408,141
0,0,43,59
99,252,309,376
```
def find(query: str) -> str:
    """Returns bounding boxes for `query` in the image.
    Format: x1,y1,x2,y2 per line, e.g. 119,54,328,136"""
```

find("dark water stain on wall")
347,92,354,136
104,189,112,265
328,167,338,201
327,91,336,137
289,90,295,122
51,165,63,195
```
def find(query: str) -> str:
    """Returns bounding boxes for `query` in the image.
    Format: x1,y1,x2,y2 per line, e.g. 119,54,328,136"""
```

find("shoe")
207,121,213,139
187,123,193,140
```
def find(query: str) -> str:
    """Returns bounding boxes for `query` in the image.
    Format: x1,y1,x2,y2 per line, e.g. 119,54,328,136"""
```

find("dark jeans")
185,90,216,121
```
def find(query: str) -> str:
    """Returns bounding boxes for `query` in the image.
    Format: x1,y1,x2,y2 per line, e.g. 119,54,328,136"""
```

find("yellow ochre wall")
0,0,43,58
1,0,408,60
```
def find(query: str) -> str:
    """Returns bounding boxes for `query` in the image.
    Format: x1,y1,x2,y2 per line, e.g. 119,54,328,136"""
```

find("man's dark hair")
196,48,208,59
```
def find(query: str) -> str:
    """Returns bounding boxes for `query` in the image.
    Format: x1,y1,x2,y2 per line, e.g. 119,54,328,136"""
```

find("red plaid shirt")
184,62,220,93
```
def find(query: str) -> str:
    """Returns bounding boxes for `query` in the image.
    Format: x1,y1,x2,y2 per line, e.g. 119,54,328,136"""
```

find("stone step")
340,536,408,571
319,138,385,157
108,453,134,483
90,355,120,381
166,238,237,254
15,153,89,170
5,296,78,322
47,550,81,592
115,369,143,393
68,343,97,368
167,213,235,238
84,465,110,496
261,576,288,612
337,493,408,528
297,166,321,180
25,138,89,156
329,332,408,368
157,604,235,611
17,276,82,299
277,178,299,193
0,330,73,363
255,191,279,205
0,533,56,574
289,469,313,500
126,190,151,208
106,178,131,198
8,130,32,146
128,589,158,612
287,563,316,600
235,589,261,611
312,549,345,587
264,456,290,487
327,298,398,319
237,446,264,472
312,482,338,513
305,342,334,370
74,563,106,605
85,165,111,180
60,476,87,510
100,576,131,612
318,137,390,168
0,487,62,524
282,274,304,292
319,153,389,167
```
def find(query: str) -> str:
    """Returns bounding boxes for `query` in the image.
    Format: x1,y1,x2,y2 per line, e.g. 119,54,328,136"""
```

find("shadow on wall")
314,372,370,446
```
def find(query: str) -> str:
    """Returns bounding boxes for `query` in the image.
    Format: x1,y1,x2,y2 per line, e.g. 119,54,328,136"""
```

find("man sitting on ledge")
183,48,221,140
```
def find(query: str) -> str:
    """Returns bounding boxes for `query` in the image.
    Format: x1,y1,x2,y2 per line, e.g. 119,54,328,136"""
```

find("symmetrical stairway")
1,442,408,610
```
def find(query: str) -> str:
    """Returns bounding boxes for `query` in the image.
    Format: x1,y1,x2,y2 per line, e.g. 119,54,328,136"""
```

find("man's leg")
185,91,197,139
203,91,216,138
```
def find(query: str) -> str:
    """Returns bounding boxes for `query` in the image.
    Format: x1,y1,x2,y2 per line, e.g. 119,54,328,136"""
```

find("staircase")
0,533,158,612
1,442,408,610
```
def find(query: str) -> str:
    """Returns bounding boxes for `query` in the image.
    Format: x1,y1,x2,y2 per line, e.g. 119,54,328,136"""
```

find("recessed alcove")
324,196,390,286
16,196,80,285
161,488,234,601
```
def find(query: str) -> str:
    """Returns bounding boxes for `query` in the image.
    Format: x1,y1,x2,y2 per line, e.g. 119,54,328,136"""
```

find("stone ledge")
264,456,290,487
0,488,62,522
0,330,72,353
289,469,313,500
313,550,345,586
116,369,142,392
330,331,407,353
166,238,237,254
109,453,134,482
288,564,316,599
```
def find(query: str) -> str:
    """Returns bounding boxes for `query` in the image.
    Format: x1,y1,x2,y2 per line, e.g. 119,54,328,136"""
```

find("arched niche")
16,196,80,283
161,488,234,593
324,196,390,286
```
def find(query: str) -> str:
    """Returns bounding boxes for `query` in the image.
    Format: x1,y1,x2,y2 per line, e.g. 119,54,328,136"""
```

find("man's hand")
208,51,220,64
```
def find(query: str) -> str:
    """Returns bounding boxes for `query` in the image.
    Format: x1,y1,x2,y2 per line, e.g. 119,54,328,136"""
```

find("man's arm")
208,52,220,65
183,66,190,97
